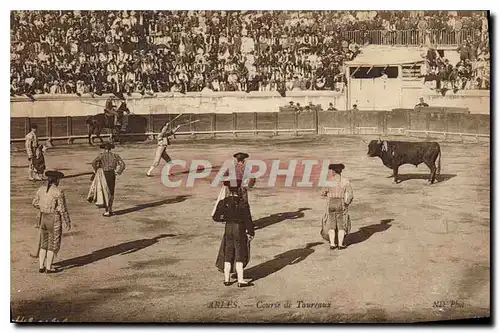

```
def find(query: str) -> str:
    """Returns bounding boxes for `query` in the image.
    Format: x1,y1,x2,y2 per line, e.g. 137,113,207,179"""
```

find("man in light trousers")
146,122,181,177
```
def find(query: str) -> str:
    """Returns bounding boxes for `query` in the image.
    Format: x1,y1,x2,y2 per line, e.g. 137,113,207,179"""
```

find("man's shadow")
245,242,323,282
113,195,190,216
63,172,95,179
55,234,176,270
254,208,311,230
345,219,393,247
175,165,222,175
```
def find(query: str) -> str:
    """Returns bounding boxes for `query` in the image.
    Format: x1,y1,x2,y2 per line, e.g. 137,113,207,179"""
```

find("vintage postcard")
10,10,490,323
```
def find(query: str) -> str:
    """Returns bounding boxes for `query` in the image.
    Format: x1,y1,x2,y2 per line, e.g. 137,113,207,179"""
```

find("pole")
170,113,184,123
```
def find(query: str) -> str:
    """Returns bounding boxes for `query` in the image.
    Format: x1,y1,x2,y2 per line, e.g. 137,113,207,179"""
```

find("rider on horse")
104,96,130,132
104,96,119,126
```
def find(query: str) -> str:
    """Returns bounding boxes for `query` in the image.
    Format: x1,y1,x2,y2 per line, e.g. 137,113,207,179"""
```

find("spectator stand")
10,10,488,99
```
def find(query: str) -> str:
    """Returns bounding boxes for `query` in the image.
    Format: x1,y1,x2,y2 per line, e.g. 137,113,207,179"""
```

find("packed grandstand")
10,10,490,97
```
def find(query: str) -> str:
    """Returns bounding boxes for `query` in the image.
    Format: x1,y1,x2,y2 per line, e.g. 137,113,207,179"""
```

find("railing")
340,29,481,46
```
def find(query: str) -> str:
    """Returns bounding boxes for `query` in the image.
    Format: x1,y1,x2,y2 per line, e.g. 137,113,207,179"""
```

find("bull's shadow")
54,234,176,270
345,219,393,247
254,208,311,230
245,242,323,282
113,195,190,216
391,173,456,183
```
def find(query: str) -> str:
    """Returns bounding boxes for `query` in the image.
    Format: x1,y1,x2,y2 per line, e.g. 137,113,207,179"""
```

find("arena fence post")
233,112,238,137
406,110,411,136
382,112,388,136
254,112,258,136
211,113,216,138
189,114,196,139
459,113,465,136
314,109,319,135
293,111,298,136
476,114,481,136
24,117,30,135
46,116,53,147
147,113,154,134
349,111,355,135
274,112,279,136
66,116,73,144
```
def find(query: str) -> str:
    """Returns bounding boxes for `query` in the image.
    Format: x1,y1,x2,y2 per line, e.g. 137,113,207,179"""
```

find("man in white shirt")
147,122,181,177
25,124,43,181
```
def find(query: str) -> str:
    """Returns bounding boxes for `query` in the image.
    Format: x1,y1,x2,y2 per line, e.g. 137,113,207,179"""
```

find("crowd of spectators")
422,35,490,92
10,10,489,97
339,11,487,46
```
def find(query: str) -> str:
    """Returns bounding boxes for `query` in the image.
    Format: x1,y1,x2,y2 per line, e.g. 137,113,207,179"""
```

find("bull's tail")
436,147,442,175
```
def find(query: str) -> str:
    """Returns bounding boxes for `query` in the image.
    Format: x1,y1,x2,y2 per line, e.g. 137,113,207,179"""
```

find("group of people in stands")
422,36,490,92
10,11,489,97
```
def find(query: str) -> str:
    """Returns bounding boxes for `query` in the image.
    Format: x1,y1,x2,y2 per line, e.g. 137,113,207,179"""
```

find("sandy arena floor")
10,135,490,323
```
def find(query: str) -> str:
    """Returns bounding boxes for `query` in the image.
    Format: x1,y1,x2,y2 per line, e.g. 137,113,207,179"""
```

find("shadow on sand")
345,219,393,247
245,242,323,283
254,208,311,230
175,165,222,175
63,172,95,179
113,195,190,216
55,234,176,270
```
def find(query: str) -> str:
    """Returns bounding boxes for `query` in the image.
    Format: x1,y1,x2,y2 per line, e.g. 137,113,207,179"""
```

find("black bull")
367,140,442,184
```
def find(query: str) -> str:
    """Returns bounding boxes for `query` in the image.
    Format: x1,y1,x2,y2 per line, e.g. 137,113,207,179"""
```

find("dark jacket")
213,195,254,236
214,194,255,272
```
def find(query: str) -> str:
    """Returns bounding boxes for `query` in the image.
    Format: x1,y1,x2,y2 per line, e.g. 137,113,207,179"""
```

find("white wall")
401,87,490,113
10,88,489,118
10,91,346,118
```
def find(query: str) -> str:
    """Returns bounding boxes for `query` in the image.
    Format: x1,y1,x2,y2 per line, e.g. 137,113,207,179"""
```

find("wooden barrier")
10,110,490,144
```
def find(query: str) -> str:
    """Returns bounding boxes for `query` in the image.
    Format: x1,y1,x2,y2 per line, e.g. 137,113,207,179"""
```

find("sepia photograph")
8,9,491,324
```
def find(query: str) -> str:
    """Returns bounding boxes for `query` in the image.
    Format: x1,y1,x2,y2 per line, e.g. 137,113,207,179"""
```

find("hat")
329,163,345,173
233,152,249,160
45,170,65,179
99,142,115,150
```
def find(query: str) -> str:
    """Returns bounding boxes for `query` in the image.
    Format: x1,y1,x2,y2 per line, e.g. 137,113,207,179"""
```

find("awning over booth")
345,45,426,67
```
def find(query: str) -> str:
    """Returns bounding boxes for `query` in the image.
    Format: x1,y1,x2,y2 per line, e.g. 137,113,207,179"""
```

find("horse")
85,113,118,145
85,101,129,146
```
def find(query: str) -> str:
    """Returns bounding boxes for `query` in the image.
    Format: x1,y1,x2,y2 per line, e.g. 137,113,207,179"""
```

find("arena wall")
10,91,490,142
10,109,490,143
10,89,489,119
400,87,490,114
10,91,346,118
